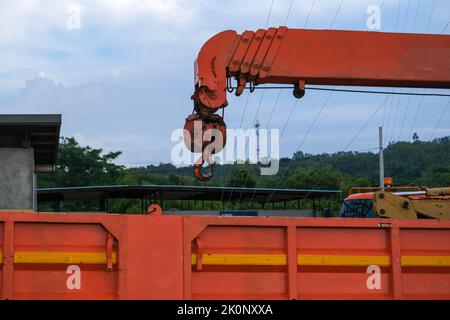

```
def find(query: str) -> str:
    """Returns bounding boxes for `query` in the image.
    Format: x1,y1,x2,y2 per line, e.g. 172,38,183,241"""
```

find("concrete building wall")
0,148,35,211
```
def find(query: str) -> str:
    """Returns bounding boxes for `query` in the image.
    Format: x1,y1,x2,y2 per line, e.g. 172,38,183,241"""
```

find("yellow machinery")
373,188,450,220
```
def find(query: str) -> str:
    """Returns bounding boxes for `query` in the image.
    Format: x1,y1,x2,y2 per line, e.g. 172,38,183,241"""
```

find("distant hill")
37,136,450,213
39,136,450,193
129,136,450,193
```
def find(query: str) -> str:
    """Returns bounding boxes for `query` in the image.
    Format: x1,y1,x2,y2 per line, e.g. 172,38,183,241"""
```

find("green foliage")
38,137,126,188
37,136,450,213
383,137,450,186
284,167,341,190
226,166,258,188
40,136,450,190
41,136,450,189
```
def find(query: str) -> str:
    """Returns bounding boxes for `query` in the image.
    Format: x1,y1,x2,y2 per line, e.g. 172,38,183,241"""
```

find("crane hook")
193,154,215,181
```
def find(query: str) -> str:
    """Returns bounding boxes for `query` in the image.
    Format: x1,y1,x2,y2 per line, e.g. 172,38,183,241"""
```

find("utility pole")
255,119,261,163
379,126,384,190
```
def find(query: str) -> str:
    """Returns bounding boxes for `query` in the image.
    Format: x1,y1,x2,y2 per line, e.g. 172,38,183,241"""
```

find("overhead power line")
402,0,410,32
296,95,390,206
226,0,278,204
408,93,425,140
284,0,295,25
329,0,344,28
228,86,450,97
265,0,275,28
303,0,316,28
431,99,450,140
258,91,334,206
426,0,436,32
412,0,421,32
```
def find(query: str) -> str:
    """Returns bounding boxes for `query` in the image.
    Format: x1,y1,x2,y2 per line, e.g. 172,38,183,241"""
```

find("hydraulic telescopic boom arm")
185,27,450,180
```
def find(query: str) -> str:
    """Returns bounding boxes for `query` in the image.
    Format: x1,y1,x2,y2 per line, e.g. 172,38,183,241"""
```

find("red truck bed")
1,211,449,299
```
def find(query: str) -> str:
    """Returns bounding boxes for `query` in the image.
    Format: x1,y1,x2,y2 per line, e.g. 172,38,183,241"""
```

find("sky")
0,0,449,167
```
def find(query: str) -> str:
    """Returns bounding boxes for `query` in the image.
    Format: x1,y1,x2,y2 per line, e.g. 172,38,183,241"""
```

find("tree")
293,151,305,160
423,166,450,187
284,167,342,190
38,137,126,188
226,166,257,188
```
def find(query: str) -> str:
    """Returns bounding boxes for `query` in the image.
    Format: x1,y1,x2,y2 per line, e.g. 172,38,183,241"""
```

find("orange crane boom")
185,27,450,180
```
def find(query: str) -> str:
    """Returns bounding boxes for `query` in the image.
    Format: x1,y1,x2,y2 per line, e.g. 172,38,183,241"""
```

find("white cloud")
98,0,197,24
